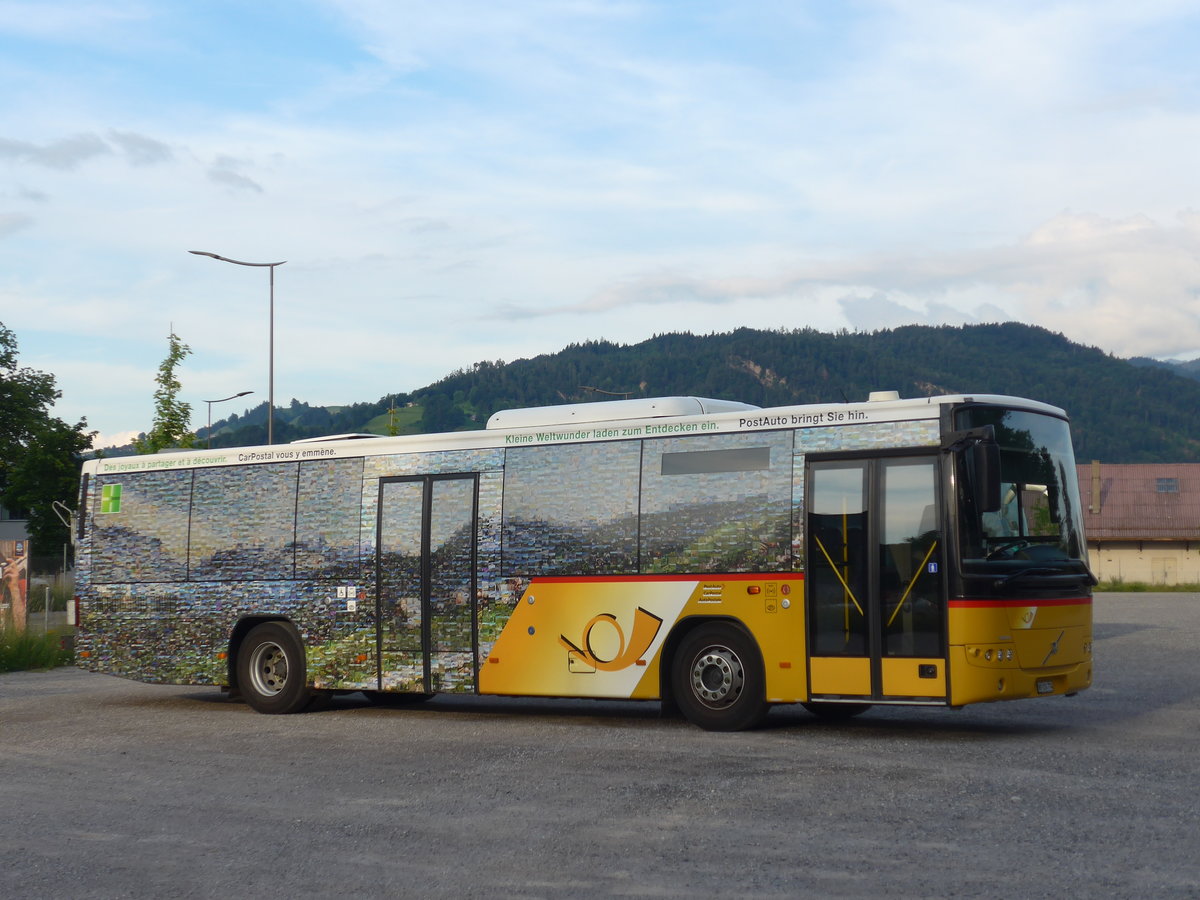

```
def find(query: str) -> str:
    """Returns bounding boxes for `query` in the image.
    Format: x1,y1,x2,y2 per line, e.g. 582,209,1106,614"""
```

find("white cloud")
108,130,174,166
0,212,33,237
4,1,1200,439
0,133,111,169
207,166,264,193
484,209,1200,360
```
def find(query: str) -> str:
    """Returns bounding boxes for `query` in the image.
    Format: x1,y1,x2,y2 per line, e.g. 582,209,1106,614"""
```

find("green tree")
0,322,95,551
134,330,196,453
0,323,58,465
4,416,94,550
420,392,466,432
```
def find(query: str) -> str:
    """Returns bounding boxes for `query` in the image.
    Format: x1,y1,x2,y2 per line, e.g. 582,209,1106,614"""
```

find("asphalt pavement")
1,592,1198,898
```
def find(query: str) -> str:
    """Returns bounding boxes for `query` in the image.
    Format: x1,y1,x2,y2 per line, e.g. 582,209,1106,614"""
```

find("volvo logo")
1042,630,1065,666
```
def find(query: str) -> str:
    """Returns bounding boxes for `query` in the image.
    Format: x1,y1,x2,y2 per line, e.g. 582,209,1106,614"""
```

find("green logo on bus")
101,484,123,514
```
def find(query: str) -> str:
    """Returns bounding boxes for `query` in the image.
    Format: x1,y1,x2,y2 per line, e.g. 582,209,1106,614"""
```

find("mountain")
1129,355,1200,382
115,323,1200,463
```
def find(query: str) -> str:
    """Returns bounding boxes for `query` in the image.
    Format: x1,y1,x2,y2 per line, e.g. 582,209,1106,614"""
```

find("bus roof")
82,392,1067,476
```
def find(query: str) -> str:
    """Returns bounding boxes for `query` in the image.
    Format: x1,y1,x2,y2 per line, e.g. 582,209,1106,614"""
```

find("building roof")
1077,462,1200,540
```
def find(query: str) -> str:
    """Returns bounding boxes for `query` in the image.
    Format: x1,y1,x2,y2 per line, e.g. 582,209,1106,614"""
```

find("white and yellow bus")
74,392,1093,730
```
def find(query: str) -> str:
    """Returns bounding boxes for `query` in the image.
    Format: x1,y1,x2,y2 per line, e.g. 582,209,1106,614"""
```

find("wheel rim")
248,641,289,697
688,644,745,709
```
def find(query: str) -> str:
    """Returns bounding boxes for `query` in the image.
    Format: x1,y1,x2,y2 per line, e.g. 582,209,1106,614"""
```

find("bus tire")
237,621,313,714
671,622,768,731
802,701,871,720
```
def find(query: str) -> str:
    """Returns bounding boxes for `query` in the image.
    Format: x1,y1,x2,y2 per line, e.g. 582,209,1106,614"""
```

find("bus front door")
376,474,478,694
805,456,947,703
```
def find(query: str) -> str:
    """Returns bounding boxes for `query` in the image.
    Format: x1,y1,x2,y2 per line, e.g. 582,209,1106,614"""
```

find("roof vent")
486,396,759,430
290,433,385,444
868,391,900,402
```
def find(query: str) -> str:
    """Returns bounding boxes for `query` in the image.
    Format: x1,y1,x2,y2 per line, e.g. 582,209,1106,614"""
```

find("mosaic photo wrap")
639,431,794,573
501,441,641,576
76,415,945,699
190,463,298,580
92,469,192,583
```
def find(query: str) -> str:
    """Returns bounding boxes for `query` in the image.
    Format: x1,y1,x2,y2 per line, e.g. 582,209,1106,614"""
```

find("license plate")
1036,679,1054,695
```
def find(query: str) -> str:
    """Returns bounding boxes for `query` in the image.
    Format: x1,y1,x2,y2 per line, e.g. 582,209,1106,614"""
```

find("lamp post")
205,391,254,449
189,251,286,444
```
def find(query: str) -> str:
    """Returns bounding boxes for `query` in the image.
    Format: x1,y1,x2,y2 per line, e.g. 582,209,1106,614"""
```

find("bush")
0,630,72,672
1094,581,1200,592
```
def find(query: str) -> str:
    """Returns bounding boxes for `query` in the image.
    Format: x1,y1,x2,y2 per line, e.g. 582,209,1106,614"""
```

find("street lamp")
205,391,254,449
189,250,286,444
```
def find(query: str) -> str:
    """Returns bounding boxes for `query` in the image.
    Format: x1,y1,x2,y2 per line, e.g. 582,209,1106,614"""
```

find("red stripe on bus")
529,572,806,585
949,597,1092,608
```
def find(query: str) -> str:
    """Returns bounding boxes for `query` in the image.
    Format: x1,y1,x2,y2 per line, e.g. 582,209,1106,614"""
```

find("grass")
0,628,73,672
1095,581,1200,592
363,404,425,435
24,571,74,613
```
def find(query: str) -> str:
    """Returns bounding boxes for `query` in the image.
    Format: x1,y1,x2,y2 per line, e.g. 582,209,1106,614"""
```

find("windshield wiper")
992,567,1096,591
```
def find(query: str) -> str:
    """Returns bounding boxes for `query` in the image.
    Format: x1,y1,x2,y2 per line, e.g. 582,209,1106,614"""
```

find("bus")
73,391,1094,730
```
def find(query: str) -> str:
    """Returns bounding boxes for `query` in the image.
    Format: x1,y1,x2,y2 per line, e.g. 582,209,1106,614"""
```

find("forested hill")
201,323,1200,463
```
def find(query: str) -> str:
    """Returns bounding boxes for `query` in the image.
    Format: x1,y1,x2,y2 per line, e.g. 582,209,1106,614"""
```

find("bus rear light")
747,586,761,595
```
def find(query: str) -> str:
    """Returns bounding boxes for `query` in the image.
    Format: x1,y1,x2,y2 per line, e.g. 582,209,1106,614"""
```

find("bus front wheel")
671,622,768,732
237,621,313,714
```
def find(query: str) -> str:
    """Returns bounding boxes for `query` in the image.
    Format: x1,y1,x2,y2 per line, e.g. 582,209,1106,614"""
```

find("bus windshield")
955,407,1087,568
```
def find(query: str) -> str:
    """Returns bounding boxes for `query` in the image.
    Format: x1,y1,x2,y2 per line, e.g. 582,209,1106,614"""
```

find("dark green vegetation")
1095,580,1200,592
152,323,1199,463
0,629,72,672
1130,355,1200,382
0,322,93,558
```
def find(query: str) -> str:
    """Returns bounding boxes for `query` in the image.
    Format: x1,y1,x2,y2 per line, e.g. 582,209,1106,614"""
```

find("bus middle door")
376,474,478,694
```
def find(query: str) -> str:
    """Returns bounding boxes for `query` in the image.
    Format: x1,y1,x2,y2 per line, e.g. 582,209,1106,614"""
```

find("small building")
0,502,28,543
1077,462,1200,585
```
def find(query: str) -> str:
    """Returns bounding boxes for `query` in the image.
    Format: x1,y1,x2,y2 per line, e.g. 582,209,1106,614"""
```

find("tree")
0,323,58,466
419,392,466,432
134,330,196,454
0,322,95,553
4,416,93,550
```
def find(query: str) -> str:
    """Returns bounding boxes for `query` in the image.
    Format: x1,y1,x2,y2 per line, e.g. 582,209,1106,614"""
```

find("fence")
2,566,73,640
24,570,74,636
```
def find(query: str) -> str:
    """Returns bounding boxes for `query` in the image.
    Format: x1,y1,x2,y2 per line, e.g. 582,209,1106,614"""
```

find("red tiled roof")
1077,463,1200,540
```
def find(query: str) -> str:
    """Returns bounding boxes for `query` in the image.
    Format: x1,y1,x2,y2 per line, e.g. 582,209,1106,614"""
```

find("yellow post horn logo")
558,607,664,672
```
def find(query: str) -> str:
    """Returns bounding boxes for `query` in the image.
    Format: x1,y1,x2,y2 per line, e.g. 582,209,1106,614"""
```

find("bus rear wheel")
671,622,768,732
237,621,313,714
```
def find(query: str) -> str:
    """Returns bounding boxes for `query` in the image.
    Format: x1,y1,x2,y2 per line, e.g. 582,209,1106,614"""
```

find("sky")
2,0,1200,448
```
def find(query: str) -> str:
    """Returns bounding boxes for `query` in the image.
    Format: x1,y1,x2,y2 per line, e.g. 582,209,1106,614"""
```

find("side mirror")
971,439,1001,513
